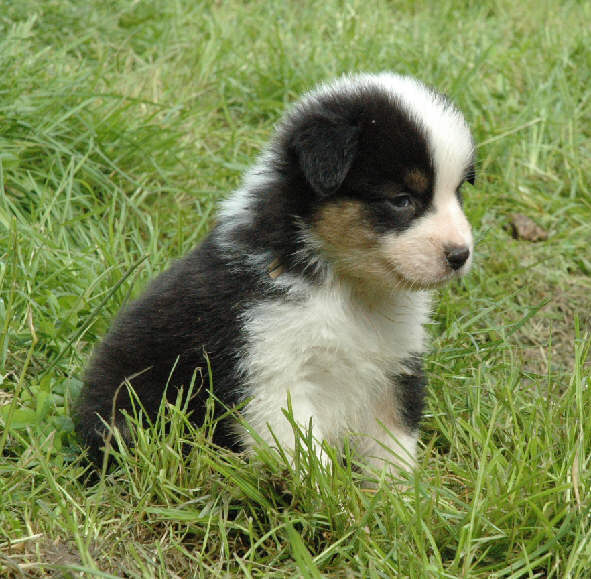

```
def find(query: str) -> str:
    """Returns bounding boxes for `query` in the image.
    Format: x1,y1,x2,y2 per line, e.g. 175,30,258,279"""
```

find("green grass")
1,0,590,576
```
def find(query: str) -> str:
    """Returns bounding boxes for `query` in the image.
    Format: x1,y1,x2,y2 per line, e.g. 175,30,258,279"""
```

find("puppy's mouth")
379,233,473,291
389,258,472,290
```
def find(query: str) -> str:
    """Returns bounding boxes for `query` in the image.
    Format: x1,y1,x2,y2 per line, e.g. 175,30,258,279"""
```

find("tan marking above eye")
404,169,429,193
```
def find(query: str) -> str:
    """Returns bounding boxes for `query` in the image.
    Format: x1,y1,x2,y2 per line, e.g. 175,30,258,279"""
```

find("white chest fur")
236,280,432,470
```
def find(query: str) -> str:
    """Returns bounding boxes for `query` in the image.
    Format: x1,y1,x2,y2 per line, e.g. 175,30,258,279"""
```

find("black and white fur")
76,73,475,475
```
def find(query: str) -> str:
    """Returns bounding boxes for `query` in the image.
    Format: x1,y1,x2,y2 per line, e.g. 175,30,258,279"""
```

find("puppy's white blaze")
367,73,474,192
432,190,474,252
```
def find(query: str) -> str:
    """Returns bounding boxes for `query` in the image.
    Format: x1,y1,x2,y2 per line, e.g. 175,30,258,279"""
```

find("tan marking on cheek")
313,201,376,253
404,169,430,193
312,201,393,282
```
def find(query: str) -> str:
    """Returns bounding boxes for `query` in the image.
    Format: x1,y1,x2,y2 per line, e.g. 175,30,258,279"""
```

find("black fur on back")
76,237,272,461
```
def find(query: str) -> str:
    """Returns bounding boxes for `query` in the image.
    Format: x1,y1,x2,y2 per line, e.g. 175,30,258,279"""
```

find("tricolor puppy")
76,73,475,476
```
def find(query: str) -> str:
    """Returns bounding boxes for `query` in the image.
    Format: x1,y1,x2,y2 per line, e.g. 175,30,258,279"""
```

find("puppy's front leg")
356,394,419,484
361,420,418,478
240,389,330,468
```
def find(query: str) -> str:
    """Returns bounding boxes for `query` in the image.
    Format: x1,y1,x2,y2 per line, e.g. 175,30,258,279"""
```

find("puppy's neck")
324,266,433,315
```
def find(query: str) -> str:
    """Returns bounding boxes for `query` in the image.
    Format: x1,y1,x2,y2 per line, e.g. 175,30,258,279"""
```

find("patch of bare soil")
0,537,84,578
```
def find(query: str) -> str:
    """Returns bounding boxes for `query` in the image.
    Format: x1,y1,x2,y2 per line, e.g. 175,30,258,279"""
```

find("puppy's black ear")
290,115,360,197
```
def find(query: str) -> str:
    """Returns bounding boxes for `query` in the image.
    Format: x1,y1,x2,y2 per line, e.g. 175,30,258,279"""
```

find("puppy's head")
282,73,475,290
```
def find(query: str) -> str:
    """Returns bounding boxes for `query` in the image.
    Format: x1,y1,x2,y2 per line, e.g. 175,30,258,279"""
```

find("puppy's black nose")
445,245,470,270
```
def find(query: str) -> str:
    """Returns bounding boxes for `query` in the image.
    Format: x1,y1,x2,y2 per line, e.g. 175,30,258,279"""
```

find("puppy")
75,73,475,476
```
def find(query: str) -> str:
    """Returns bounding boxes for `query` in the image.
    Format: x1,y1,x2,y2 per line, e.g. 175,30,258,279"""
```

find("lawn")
1,0,590,576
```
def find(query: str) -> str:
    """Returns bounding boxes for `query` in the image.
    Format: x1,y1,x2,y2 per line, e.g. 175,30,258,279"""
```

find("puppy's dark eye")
390,194,413,209
367,193,418,233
